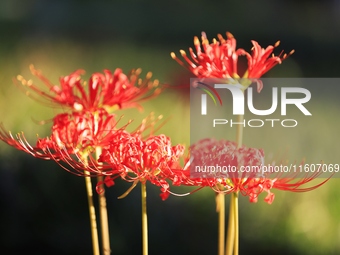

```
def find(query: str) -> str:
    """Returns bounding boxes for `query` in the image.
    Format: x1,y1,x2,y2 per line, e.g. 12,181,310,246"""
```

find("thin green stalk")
217,193,225,255
226,113,244,255
84,172,100,255
141,182,148,255
233,192,239,255
96,147,111,255
97,175,111,255
234,114,243,255
225,194,235,255
235,114,244,148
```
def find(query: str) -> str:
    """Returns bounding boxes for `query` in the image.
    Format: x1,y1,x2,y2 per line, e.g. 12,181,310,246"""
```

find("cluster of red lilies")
1,32,327,205
1,31,332,255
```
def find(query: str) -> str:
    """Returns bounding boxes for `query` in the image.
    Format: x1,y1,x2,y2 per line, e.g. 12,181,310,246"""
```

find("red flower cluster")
0,110,128,165
171,32,294,92
1,66,185,199
93,134,185,200
17,65,162,112
167,138,329,204
0,33,329,203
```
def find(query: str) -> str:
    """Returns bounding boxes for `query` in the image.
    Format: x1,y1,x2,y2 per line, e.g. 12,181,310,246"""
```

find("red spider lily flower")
171,32,294,92
239,40,294,79
16,65,162,112
189,138,264,179
37,110,127,153
167,139,264,193
166,138,330,204
171,32,240,79
0,110,129,172
59,132,185,200
97,134,185,200
240,173,330,204
0,111,165,176
0,123,53,160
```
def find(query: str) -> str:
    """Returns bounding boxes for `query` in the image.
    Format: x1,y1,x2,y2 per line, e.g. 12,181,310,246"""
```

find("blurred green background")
1,0,340,254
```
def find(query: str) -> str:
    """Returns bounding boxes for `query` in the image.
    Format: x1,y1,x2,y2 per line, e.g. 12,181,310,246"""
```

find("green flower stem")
97,175,111,255
233,113,244,255
225,193,235,255
233,192,239,255
84,172,100,255
235,114,244,147
217,193,225,255
96,147,111,255
141,182,148,255
226,113,244,255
